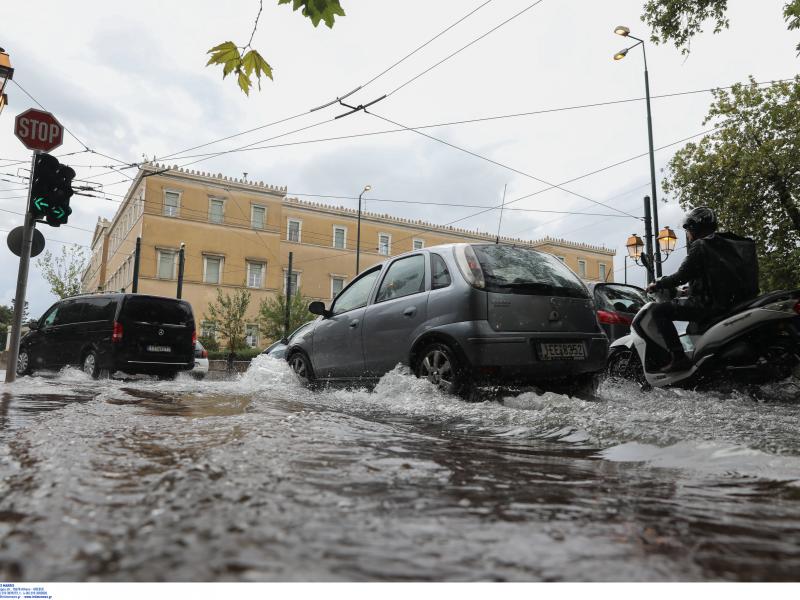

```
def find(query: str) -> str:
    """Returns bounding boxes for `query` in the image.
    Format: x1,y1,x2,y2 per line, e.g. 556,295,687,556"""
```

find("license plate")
147,345,172,353
537,342,586,361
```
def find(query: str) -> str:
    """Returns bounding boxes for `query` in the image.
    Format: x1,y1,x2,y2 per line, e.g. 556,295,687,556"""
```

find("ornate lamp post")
613,25,663,278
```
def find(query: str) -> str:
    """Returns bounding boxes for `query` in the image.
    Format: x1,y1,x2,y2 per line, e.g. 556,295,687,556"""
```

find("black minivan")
17,293,196,379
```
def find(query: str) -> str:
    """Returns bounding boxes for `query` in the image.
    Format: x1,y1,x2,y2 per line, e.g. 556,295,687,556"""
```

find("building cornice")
283,196,616,255
140,162,287,197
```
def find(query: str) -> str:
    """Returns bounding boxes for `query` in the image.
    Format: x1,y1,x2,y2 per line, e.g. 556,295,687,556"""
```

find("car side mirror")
27,320,40,331
308,301,330,318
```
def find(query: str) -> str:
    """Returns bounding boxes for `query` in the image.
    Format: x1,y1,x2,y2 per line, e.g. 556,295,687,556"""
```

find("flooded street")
1,357,799,581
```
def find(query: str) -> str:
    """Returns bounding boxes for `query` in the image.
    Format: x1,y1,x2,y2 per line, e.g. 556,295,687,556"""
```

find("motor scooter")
607,288,800,389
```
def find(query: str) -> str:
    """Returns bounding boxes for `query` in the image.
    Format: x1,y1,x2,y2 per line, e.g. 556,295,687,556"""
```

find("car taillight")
112,321,123,343
597,310,633,326
192,329,197,344
201,349,208,358
454,245,485,289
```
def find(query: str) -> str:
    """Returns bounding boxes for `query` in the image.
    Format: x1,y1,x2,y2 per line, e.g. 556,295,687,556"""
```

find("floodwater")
1,358,799,582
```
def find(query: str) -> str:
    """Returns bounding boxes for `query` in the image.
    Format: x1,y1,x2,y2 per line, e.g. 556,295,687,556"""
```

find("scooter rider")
646,206,759,373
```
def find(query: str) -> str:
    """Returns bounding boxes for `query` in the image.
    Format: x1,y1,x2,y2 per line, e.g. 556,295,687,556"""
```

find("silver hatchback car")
286,243,608,397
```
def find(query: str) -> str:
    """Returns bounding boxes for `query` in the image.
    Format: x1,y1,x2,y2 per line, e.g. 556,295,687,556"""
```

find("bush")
207,347,263,361
198,334,219,352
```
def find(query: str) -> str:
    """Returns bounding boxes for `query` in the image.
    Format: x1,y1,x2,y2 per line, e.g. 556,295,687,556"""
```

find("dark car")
285,243,608,397
587,282,648,342
16,293,196,379
261,321,315,360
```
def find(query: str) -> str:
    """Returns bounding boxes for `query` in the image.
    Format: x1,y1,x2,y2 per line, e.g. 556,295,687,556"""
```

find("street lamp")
355,184,371,274
657,225,678,260
0,48,14,116
613,25,663,278
625,231,654,283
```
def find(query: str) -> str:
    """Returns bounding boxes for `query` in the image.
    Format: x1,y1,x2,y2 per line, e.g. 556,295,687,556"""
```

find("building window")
163,190,180,217
287,219,302,242
283,270,300,296
331,276,346,299
204,255,223,285
412,238,424,251
578,260,586,278
209,198,225,224
247,261,265,289
200,321,216,339
157,249,176,279
245,324,259,348
378,233,391,256
599,263,607,281
251,205,266,230
333,226,347,249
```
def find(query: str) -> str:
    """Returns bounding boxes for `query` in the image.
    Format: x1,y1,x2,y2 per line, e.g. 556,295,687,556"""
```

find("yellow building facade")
82,164,615,347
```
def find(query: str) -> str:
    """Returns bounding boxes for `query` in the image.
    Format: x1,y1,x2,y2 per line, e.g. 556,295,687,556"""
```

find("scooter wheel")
607,348,646,386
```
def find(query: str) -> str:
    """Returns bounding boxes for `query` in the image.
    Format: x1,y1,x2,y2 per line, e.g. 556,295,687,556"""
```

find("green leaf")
238,70,251,95
278,0,345,28
206,41,240,66
242,49,274,90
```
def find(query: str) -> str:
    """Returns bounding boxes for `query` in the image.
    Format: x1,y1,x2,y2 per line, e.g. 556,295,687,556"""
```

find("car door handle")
402,306,417,317
349,319,359,328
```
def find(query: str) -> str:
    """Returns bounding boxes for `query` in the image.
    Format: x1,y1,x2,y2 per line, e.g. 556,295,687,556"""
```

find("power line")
368,110,639,218
386,0,547,97
10,80,135,176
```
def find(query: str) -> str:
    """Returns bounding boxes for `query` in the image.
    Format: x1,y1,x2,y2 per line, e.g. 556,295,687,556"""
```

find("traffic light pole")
5,150,39,383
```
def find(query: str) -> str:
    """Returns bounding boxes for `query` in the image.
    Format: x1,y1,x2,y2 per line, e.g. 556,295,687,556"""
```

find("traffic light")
29,152,75,227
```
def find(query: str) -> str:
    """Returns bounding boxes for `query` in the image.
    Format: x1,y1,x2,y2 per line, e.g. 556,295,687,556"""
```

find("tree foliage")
642,0,800,54
257,289,313,343
36,244,89,299
662,76,800,291
207,0,345,95
203,288,252,353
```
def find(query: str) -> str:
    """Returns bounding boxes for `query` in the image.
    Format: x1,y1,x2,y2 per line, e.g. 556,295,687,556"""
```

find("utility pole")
284,251,293,339
5,151,39,383
176,242,185,299
643,196,655,285
131,236,141,293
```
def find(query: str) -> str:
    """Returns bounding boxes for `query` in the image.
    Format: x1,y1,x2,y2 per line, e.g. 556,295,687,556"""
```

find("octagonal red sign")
14,108,64,152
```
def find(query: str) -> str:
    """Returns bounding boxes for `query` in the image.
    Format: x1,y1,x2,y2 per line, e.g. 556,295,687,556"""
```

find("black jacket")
655,232,759,311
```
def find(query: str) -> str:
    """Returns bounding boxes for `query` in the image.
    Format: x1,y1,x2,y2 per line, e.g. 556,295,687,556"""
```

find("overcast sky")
1,0,797,316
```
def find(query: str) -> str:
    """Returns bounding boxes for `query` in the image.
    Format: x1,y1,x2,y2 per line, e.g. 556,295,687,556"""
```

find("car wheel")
415,342,468,398
82,350,100,379
157,371,179,381
288,351,316,388
16,349,32,376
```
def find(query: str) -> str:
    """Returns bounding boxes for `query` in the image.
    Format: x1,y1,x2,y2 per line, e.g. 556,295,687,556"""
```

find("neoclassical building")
82,163,615,346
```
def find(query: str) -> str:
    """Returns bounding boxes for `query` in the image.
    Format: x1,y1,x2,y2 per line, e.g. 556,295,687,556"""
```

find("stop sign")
14,108,64,152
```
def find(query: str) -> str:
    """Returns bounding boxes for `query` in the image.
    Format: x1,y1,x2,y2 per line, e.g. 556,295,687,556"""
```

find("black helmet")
682,206,717,234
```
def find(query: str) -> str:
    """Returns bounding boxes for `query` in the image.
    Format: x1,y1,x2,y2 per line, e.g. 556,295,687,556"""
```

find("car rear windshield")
596,284,647,313
122,297,194,325
471,245,589,298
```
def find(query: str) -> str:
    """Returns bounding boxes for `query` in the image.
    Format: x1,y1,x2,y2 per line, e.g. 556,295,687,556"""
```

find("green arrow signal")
33,197,49,211
52,206,65,219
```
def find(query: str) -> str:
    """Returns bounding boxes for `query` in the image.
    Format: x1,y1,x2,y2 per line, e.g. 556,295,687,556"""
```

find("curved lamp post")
355,184,371,274
613,25,662,278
